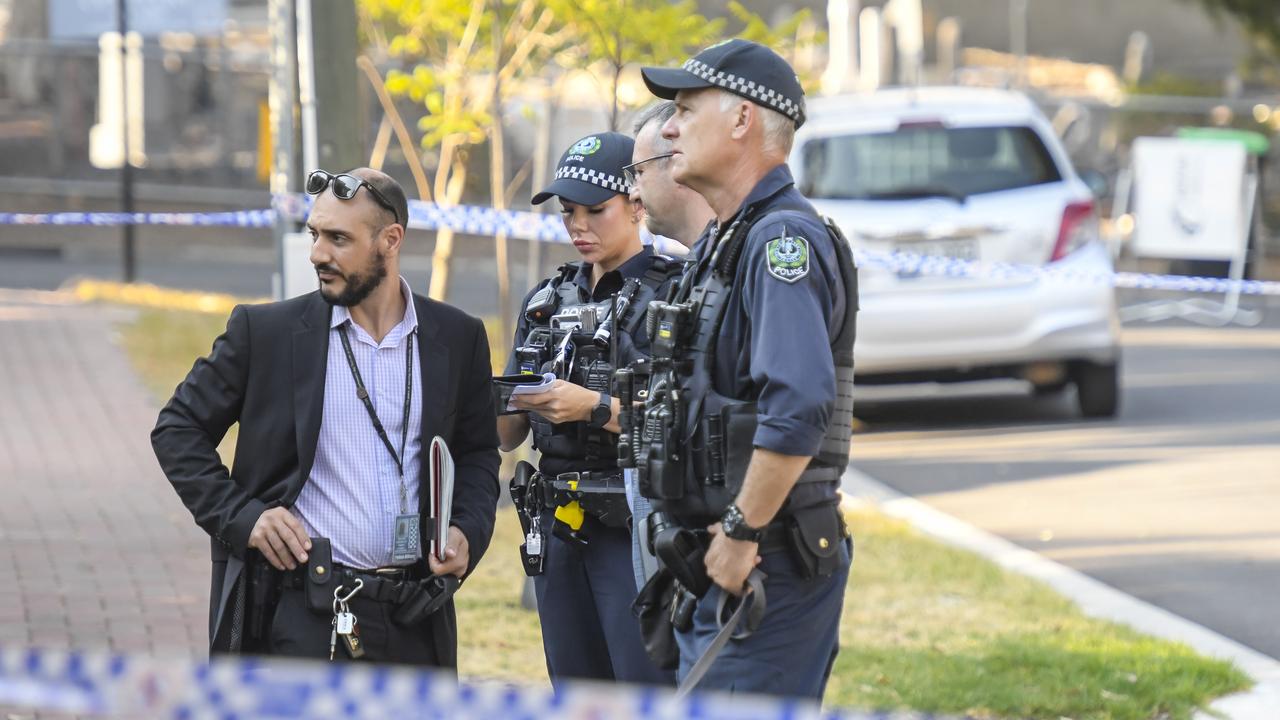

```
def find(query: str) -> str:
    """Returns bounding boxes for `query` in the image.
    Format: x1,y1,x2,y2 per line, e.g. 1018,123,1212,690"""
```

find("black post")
116,0,135,283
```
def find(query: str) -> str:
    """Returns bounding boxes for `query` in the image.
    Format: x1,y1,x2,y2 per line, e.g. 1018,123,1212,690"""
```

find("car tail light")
1051,200,1097,262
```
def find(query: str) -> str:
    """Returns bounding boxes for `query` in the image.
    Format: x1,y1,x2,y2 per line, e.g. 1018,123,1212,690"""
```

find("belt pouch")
393,575,460,626
304,538,336,613
787,504,843,580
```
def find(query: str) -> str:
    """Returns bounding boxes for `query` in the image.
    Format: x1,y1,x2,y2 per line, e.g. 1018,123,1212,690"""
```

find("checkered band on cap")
554,165,629,195
682,58,805,125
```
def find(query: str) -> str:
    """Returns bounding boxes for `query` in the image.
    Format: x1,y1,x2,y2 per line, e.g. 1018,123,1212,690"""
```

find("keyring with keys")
329,578,365,660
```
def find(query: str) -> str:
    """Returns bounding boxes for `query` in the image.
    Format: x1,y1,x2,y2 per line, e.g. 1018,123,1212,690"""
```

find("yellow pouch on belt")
553,479,585,530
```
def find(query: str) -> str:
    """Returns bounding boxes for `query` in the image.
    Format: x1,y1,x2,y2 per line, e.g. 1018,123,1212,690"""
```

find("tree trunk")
490,0,511,351
428,137,467,301
357,55,432,201
609,62,623,132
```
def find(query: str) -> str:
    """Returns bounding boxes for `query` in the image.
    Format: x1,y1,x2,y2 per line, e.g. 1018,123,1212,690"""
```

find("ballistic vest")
650,202,859,519
525,256,682,467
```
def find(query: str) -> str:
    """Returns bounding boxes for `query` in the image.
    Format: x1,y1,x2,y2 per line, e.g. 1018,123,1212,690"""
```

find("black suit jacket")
151,291,500,664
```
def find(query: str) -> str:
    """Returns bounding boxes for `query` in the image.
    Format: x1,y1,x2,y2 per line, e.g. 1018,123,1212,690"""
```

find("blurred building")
729,0,1257,85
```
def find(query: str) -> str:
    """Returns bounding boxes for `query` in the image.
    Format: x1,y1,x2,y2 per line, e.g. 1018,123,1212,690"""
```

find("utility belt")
537,469,631,529
631,501,849,671
508,461,632,576
650,500,848,598
280,539,458,627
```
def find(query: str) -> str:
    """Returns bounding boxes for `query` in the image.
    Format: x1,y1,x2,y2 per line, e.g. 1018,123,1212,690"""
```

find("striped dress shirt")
292,276,423,569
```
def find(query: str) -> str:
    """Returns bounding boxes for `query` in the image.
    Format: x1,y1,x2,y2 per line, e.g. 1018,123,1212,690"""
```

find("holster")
246,556,282,644
652,522,711,599
392,574,460,626
630,566,684,671
304,538,337,614
786,502,848,580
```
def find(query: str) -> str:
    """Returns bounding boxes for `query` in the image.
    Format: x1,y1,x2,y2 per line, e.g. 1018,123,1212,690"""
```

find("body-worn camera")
646,298,697,360
614,295,703,500
516,304,605,377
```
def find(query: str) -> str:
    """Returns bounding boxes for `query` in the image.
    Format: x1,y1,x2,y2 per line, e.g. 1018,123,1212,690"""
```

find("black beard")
318,249,388,307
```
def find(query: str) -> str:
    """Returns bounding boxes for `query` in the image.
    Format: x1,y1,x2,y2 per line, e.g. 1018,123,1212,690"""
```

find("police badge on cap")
532,132,635,206
640,38,806,128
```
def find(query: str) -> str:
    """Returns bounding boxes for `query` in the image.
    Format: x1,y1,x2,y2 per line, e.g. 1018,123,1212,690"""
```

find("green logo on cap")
568,136,602,156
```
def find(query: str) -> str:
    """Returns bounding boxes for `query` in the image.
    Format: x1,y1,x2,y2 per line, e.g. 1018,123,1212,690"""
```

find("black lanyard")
338,325,415,505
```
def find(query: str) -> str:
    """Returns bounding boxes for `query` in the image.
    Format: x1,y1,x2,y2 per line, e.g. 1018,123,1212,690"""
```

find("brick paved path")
0,289,208,662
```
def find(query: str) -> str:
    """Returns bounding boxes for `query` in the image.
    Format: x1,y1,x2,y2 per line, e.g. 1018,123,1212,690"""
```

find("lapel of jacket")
416,294,448,511
293,292,331,487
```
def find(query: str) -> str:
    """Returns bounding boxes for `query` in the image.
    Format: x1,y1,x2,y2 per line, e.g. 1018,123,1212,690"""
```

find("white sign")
1131,137,1248,262
282,232,318,300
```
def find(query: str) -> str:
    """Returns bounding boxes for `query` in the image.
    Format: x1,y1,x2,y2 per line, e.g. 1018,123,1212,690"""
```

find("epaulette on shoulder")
554,262,582,283
642,253,685,287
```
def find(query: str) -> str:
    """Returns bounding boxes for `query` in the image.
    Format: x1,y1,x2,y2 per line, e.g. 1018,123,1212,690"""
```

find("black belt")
553,469,624,484
728,509,847,555
757,522,792,554
284,563,428,603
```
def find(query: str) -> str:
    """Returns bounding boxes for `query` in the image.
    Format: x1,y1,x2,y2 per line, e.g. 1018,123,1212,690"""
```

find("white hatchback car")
791,87,1120,417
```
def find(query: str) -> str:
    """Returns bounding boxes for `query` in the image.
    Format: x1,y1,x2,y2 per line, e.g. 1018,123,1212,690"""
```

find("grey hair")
632,100,677,135
716,89,795,157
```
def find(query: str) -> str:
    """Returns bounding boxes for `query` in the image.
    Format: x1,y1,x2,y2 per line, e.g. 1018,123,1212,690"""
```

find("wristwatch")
587,391,612,429
720,503,765,543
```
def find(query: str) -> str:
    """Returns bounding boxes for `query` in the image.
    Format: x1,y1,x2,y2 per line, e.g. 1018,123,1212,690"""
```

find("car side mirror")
1079,169,1108,199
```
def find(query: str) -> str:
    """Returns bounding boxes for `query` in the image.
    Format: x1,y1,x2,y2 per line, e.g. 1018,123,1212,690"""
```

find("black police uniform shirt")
506,245,677,478
684,164,850,511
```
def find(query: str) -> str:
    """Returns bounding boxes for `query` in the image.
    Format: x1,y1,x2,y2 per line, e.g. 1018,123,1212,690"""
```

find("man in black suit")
152,168,500,665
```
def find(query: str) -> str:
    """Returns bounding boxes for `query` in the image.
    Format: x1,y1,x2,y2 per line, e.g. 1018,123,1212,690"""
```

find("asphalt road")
849,295,1280,660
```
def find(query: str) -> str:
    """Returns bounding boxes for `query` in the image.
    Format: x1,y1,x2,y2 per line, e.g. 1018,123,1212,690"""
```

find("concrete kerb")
840,464,1280,720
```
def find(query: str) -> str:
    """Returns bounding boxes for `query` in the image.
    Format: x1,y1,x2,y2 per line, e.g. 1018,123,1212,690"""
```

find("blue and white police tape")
0,644,956,720
859,248,1280,296
0,195,568,243
3,198,1279,297
0,210,276,228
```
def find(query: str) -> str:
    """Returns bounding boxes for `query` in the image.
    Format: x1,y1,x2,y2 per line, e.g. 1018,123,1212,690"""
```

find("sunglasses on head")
305,170,405,227
622,152,675,189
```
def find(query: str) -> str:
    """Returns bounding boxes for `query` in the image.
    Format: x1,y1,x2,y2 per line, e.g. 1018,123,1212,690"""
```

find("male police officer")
629,39,858,699
622,102,716,589
628,101,715,251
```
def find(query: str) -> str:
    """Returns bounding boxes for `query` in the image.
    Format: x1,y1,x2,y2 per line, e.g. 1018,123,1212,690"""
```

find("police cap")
641,38,806,128
532,132,634,206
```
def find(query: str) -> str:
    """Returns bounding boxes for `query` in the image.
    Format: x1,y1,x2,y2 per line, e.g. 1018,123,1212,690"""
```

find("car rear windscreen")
799,125,1062,201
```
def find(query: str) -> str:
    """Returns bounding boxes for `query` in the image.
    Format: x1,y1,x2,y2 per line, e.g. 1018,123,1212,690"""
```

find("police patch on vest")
766,234,810,283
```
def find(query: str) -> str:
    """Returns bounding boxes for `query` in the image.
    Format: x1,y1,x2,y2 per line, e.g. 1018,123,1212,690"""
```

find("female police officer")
497,132,677,686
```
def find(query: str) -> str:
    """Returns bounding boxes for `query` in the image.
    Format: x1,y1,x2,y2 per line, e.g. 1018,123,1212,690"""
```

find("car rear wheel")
1072,361,1119,418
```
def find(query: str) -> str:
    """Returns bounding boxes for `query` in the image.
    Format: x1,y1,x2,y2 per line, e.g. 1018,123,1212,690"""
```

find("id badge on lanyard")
339,327,421,564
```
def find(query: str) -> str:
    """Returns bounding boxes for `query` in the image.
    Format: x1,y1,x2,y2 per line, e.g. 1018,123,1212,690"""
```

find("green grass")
122,306,1250,719
826,510,1248,719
